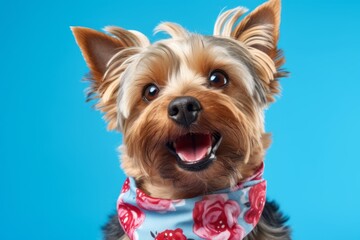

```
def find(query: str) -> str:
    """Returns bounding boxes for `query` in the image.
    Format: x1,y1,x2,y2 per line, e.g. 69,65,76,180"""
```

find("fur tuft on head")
154,22,190,39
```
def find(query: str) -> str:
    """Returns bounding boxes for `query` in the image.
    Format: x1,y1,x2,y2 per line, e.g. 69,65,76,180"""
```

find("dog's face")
73,0,286,198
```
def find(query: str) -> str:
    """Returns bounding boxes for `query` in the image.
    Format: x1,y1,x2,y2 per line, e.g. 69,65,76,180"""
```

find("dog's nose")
168,96,202,127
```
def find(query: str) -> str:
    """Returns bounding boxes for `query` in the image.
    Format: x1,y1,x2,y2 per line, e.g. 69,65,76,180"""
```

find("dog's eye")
143,84,160,102
208,70,229,88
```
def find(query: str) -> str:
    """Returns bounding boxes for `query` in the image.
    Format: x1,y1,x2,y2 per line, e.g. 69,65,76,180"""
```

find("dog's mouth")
166,132,222,171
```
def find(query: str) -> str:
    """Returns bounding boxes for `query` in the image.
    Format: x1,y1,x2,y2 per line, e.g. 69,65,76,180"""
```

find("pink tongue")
174,133,212,162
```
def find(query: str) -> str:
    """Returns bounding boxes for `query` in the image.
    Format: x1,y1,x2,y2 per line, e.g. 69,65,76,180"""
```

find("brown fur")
72,0,287,218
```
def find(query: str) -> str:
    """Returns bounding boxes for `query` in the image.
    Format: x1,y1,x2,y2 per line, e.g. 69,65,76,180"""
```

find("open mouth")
166,132,222,171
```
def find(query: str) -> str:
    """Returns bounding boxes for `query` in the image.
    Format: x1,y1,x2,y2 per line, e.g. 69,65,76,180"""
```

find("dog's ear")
71,27,149,130
72,27,124,81
214,0,286,102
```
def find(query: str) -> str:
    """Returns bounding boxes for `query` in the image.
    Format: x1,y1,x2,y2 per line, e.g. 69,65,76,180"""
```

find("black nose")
168,96,202,127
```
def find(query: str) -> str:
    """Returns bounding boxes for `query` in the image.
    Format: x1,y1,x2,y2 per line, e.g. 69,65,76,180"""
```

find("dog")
72,0,291,239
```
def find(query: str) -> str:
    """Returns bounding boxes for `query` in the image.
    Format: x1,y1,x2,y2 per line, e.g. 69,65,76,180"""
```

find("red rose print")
152,228,188,240
136,188,175,212
244,181,266,226
117,201,145,240
122,178,130,193
193,194,245,240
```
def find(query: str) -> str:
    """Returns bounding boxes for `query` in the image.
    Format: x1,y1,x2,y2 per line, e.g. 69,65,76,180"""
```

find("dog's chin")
166,132,222,172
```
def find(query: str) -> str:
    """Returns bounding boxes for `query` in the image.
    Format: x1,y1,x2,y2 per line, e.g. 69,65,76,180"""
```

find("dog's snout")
168,96,202,127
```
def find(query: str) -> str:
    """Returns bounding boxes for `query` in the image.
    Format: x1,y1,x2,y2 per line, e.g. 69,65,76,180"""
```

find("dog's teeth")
178,153,185,161
207,146,212,155
196,154,203,161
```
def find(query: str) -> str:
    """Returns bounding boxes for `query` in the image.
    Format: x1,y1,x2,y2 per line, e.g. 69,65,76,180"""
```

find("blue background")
1,0,359,239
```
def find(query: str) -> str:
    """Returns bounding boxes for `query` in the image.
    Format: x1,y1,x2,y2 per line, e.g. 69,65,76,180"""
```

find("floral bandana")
117,164,266,240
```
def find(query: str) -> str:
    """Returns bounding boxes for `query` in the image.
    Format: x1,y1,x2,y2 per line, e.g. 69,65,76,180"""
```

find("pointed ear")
214,0,286,102
71,27,125,81
215,0,280,57
71,26,149,131
238,0,280,42
234,0,280,56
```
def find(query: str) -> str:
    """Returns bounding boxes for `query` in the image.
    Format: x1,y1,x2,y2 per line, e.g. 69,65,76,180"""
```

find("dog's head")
72,0,286,198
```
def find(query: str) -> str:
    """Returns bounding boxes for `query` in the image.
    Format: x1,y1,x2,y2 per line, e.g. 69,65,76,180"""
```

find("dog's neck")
117,164,266,240
134,159,264,199
122,133,271,199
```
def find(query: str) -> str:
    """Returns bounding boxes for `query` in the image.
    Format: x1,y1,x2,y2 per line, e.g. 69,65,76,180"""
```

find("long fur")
71,0,291,239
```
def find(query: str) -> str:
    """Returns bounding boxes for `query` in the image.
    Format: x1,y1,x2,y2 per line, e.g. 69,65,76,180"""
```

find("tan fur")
155,22,190,39
72,0,286,199
119,235,130,240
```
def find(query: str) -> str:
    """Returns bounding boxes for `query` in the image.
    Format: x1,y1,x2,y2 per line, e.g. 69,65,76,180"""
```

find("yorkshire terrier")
72,0,291,239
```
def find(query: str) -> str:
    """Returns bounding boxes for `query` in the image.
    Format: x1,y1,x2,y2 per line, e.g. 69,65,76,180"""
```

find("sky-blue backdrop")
1,0,359,239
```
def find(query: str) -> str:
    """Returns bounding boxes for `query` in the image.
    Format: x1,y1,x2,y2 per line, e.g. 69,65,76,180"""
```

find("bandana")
117,164,266,240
